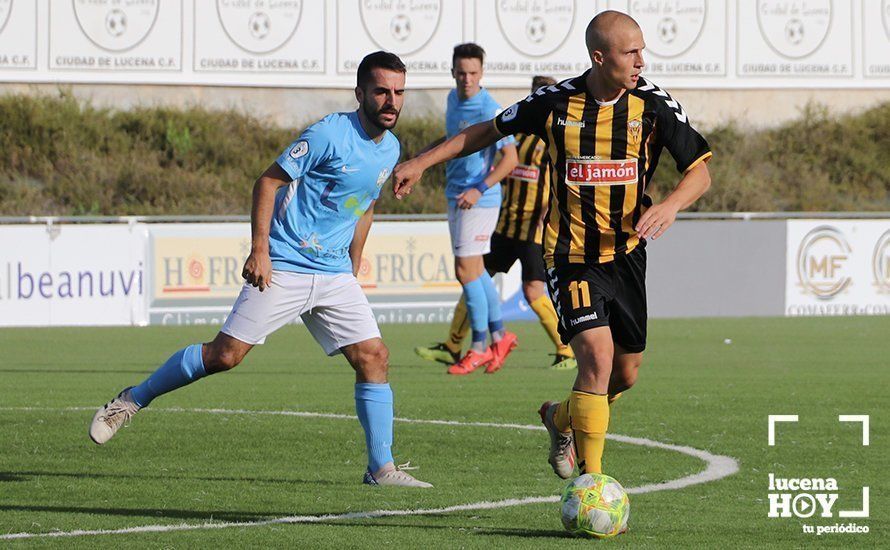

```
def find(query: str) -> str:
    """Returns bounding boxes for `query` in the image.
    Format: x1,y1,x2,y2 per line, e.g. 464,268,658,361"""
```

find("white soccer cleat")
539,401,576,479
363,463,433,488
89,387,141,445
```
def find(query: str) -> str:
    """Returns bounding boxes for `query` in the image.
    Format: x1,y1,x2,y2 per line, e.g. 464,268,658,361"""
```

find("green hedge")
0,91,887,215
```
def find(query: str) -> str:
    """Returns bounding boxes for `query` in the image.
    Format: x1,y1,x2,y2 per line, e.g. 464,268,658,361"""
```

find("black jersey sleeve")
654,90,712,173
494,92,550,138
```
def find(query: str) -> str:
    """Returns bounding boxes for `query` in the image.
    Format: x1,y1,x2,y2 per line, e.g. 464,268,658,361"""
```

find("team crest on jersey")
289,140,309,159
376,168,390,189
298,233,324,257
628,119,643,144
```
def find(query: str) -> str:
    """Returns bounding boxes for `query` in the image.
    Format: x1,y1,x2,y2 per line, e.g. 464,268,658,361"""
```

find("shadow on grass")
0,368,154,375
0,368,297,376
0,470,337,487
0,504,282,523
309,520,574,540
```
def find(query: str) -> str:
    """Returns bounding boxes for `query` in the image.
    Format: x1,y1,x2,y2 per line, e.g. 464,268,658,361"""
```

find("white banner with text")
0,1,889,89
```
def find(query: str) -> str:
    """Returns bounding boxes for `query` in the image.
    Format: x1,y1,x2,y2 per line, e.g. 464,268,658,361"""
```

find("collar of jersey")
349,110,389,147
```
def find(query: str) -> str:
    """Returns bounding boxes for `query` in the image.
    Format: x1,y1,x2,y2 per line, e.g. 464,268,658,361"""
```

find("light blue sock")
355,383,394,473
480,271,505,340
462,277,489,352
130,344,207,407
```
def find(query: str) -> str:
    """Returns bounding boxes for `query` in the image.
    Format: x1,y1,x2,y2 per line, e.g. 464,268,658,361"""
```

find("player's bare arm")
243,162,291,291
392,119,503,199
636,161,711,240
350,200,375,277
416,136,446,157
455,142,519,209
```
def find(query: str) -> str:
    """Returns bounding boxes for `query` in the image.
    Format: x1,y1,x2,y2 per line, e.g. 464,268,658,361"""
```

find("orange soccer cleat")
447,348,494,375
485,331,518,373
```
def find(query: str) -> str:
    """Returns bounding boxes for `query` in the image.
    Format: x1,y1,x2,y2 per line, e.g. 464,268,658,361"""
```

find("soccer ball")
390,14,411,42
658,17,678,44
560,473,630,538
105,9,127,37
526,16,546,43
249,12,271,40
785,18,805,45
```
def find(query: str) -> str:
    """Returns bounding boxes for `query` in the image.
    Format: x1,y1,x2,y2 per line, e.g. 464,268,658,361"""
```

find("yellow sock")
554,397,571,432
529,295,572,357
608,392,623,405
569,391,610,474
446,296,470,354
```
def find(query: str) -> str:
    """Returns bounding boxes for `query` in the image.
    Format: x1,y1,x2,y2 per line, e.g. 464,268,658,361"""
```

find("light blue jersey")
444,88,515,209
271,111,399,274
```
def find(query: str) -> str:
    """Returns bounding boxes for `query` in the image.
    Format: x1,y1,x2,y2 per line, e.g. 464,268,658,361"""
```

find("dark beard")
362,101,399,131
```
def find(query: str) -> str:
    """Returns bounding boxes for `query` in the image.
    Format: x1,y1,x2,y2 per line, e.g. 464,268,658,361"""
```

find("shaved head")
585,10,641,53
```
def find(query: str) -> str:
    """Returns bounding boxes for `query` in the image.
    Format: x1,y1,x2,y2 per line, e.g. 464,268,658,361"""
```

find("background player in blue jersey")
89,52,432,488
420,43,519,376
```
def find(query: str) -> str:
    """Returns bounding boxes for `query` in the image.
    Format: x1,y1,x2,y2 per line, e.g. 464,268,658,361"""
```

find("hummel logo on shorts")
570,313,598,326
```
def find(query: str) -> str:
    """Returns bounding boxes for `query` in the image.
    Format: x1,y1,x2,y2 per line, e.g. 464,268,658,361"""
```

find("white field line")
0,406,740,540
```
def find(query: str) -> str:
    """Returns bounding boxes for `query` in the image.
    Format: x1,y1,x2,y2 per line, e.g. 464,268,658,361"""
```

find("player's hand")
456,188,482,209
635,202,679,240
242,250,273,291
392,159,424,200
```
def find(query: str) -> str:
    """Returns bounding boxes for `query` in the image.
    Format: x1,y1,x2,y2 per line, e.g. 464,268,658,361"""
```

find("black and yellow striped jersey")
495,133,551,244
494,72,712,267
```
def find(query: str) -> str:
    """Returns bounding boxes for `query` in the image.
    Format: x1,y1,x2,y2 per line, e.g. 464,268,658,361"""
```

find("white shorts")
447,203,499,257
221,271,381,356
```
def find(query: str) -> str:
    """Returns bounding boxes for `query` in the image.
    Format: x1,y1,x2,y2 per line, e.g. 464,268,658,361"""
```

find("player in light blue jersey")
418,43,519,376
89,52,432,488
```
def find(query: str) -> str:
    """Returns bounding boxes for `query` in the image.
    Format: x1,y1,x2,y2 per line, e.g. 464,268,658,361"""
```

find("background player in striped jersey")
392,11,712,481
415,76,577,371
418,43,520,376
88,52,431,488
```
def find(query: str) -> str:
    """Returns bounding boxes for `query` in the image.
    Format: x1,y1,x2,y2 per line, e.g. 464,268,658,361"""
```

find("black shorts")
484,232,547,281
545,246,647,352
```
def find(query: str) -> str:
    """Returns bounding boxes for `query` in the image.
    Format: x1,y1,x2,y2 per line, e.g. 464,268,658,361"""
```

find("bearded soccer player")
89,52,432,488
415,75,577,371
393,12,712,479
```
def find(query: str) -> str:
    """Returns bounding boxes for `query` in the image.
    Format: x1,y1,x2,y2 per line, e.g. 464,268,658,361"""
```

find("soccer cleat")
485,331,518,373
414,343,461,365
539,400,576,479
89,387,141,445
550,354,578,370
447,348,494,375
363,463,433,488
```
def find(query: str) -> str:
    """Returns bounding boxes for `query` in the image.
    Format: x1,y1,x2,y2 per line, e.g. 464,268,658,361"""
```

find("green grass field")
1,317,887,548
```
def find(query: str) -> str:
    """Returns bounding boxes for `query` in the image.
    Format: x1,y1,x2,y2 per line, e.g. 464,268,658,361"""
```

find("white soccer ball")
560,473,630,538
526,16,546,43
390,14,411,42
105,9,127,38
785,19,805,45
249,11,271,40
658,17,678,44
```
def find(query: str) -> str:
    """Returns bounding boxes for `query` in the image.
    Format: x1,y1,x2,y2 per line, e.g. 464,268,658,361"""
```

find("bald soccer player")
392,11,712,480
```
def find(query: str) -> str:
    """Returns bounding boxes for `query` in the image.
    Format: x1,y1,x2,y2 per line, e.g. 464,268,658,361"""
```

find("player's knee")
205,346,243,372
455,266,473,285
522,281,545,303
620,368,638,389
592,349,613,371
358,341,389,371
